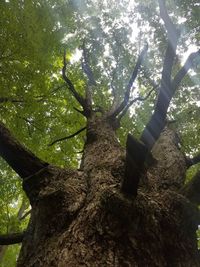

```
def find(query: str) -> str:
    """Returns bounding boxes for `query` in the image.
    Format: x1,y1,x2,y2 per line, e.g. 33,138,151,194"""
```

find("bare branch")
62,49,88,110
48,126,86,146
0,122,48,178
172,50,200,90
108,43,148,118
0,232,25,245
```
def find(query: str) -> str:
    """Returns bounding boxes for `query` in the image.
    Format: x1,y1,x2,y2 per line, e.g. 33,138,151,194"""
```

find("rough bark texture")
16,115,200,267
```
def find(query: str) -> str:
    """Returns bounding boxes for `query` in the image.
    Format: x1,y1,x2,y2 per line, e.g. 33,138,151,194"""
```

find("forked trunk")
17,116,200,267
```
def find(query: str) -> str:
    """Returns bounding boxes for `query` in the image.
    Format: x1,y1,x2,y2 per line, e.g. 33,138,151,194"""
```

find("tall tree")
0,0,200,266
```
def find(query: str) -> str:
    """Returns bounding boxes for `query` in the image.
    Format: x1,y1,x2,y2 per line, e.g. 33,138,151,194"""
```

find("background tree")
0,0,200,266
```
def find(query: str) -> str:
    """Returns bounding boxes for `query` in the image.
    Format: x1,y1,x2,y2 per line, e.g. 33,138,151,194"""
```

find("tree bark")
0,122,48,179
16,116,200,267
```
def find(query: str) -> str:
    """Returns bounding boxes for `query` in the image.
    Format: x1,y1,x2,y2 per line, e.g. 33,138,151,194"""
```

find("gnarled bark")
16,118,200,267
1,1,200,265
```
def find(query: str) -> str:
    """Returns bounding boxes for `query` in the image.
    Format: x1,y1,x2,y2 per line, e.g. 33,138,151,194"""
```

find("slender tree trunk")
16,116,200,267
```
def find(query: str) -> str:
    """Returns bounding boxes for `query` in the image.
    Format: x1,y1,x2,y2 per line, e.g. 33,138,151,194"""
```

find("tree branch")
0,122,48,178
140,0,181,150
158,0,180,95
140,50,200,150
0,97,24,104
19,210,31,221
62,49,89,114
108,43,148,118
73,107,85,116
180,170,200,205
158,0,179,49
172,50,200,90
117,88,156,122
142,67,160,92
0,232,25,245
48,126,86,146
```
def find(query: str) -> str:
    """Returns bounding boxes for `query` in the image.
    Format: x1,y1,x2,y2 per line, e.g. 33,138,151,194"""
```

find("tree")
0,0,200,266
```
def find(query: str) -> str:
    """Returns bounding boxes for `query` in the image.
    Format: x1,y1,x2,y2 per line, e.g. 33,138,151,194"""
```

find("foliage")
1,245,21,267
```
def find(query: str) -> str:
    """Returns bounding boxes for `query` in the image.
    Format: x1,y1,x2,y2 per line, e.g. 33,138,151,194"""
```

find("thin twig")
48,126,86,146
73,107,85,116
118,88,155,121
19,210,31,221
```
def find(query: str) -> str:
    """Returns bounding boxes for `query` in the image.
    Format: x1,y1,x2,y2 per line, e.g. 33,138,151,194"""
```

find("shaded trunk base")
17,124,200,267
17,168,200,267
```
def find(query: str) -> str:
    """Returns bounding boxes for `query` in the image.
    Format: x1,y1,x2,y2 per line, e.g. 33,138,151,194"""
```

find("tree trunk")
17,116,200,267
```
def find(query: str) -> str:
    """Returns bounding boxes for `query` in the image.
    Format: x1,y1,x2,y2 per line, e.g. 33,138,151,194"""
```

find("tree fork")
62,49,92,117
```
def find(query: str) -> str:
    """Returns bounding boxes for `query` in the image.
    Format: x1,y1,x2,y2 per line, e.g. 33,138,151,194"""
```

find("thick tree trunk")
17,116,200,267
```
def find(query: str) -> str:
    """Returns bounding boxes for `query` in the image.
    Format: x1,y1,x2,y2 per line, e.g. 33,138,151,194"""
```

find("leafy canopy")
0,0,199,265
